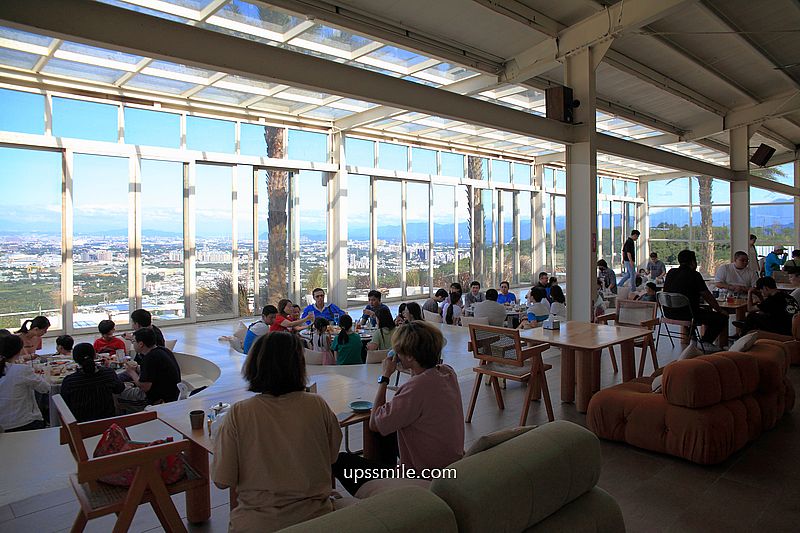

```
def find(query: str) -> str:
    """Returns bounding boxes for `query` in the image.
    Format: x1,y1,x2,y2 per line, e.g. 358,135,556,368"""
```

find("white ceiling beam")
534,152,565,165
686,91,800,141
501,0,694,84
471,0,561,37
0,0,577,145
334,73,498,130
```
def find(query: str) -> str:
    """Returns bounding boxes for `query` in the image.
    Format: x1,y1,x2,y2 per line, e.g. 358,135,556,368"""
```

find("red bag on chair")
93,423,185,487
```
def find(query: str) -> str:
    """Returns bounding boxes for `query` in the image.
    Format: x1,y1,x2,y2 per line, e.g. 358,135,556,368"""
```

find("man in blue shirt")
496,280,517,304
765,245,788,277
360,289,390,326
301,287,347,323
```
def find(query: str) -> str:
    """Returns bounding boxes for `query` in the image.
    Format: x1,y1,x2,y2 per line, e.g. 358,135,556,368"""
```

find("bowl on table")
349,400,373,413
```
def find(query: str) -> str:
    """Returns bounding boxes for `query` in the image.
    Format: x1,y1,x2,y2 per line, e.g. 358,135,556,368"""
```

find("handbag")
93,423,185,487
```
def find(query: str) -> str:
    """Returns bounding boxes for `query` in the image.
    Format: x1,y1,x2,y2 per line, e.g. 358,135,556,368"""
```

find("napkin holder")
543,318,560,330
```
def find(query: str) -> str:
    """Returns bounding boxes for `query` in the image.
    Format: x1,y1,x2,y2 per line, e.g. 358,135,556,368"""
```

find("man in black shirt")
735,276,799,336
619,230,640,289
663,249,727,351
120,328,181,410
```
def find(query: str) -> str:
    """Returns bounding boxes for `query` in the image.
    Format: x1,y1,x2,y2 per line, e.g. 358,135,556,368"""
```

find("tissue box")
543,319,560,330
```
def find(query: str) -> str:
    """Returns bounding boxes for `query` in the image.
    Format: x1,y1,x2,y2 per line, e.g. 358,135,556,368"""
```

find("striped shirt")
60,366,125,422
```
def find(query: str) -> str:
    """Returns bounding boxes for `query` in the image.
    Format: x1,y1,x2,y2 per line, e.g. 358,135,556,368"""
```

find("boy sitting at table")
93,319,127,355
519,287,550,329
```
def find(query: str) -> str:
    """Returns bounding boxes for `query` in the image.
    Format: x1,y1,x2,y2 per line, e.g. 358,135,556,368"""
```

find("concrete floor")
0,315,798,533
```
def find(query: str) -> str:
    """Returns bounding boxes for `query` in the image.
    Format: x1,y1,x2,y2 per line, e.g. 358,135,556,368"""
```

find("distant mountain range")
1,203,792,241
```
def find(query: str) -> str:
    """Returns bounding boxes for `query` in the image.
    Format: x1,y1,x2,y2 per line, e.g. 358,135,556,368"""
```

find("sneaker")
699,341,723,353
731,320,746,330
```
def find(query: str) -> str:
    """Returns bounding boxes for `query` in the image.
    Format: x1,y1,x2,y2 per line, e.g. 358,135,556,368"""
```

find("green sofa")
279,421,625,532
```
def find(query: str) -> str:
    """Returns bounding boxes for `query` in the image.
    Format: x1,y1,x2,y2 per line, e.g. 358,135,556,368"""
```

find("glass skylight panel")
355,45,432,74
327,97,378,112
0,26,54,51
386,122,430,134
195,86,255,105
124,73,198,94
248,95,308,114
369,118,402,128
207,1,307,42
42,58,127,84
57,42,144,71
98,0,192,23
142,60,219,84
213,76,284,96
497,88,544,110
272,87,334,105
290,24,378,59
300,106,352,120
413,63,480,86
0,48,40,70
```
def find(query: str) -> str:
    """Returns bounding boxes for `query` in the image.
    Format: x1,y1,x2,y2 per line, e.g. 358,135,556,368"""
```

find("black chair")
655,292,706,354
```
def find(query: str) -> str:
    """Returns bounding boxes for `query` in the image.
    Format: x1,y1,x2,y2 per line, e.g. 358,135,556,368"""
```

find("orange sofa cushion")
662,352,758,409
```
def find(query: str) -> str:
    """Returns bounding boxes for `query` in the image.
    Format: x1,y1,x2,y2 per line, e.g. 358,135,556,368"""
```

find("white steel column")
62,149,74,332
130,155,140,321
185,162,196,319
639,183,650,261
231,165,239,315
795,159,800,246
252,166,260,308
401,181,408,298
565,48,600,322
497,190,505,284
730,127,751,256
329,132,348,307
532,164,545,276
428,182,434,294
513,191,520,286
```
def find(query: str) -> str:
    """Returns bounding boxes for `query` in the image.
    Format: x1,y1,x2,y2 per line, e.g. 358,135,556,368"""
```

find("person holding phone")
333,321,464,496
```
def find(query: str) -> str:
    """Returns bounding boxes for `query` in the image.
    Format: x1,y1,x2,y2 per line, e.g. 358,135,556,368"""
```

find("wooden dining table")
702,298,748,346
148,372,380,524
518,321,651,412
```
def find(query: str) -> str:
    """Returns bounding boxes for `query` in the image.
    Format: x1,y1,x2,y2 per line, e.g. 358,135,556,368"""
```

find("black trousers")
694,308,729,343
332,432,399,496
743,312,791,336
665,307,728,344
6,419,46,432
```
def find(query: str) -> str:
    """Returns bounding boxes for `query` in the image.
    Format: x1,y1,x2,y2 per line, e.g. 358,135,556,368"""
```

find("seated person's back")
473,288,506,326
61,343,125,422
212,332,342,532
243,305,278,354
125,328,181,404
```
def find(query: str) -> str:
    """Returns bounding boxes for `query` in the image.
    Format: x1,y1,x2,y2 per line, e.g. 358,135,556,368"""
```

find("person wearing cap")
764,245,788,277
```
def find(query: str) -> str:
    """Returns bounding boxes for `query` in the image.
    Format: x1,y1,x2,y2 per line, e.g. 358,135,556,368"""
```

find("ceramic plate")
349,400,373,413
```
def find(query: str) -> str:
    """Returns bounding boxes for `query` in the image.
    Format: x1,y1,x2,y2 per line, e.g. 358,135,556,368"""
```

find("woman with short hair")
212,332,343,532
334,321,464,496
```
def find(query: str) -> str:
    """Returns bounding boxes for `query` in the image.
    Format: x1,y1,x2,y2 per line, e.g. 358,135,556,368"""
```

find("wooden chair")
465,324,553,426
460,316,489,327
366,348,390,364
53,395,208,533
423,310,442,323
597,299,660,377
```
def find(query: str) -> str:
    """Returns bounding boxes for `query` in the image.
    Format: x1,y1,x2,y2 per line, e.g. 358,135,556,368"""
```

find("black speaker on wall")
545,86,579,123
750,143,776,167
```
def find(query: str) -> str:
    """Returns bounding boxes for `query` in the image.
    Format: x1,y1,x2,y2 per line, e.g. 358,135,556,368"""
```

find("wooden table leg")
560,347,575,403
362,420,379,462
620,340,635,382
186,440,211,524
735,307,747,337
575,350,593,413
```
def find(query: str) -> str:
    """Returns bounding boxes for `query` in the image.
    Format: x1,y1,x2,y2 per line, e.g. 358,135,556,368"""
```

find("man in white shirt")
715,251,759,296
473,289,507,327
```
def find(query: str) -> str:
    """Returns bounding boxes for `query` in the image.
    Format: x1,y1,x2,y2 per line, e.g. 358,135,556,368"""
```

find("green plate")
349,400,373,413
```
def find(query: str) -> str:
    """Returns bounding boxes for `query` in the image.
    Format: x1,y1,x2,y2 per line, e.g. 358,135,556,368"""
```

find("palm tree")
467,156,484,281
264,126,288,302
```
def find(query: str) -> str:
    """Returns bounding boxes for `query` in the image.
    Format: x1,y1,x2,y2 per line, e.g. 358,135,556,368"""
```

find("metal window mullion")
454,184,459,282
130,155,141,322
370,177,377,287
231,164,239,316
290,171,301,302
513,191,520,286
44,93,53,136
428,182,433,295
62,149,73,333
252,166,260,308
497,190,504,284
118,104,124,144
401,180,408,299
185,161,195,321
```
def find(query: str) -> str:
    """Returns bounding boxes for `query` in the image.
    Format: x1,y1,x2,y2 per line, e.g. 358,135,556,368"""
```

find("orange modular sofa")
587,339,795,465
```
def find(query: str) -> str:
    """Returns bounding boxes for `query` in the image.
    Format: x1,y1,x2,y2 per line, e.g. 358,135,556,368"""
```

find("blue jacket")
765,252,786,277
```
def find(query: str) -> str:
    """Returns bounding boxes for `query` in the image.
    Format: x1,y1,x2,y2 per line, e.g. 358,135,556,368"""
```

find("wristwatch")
377,375,390,385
